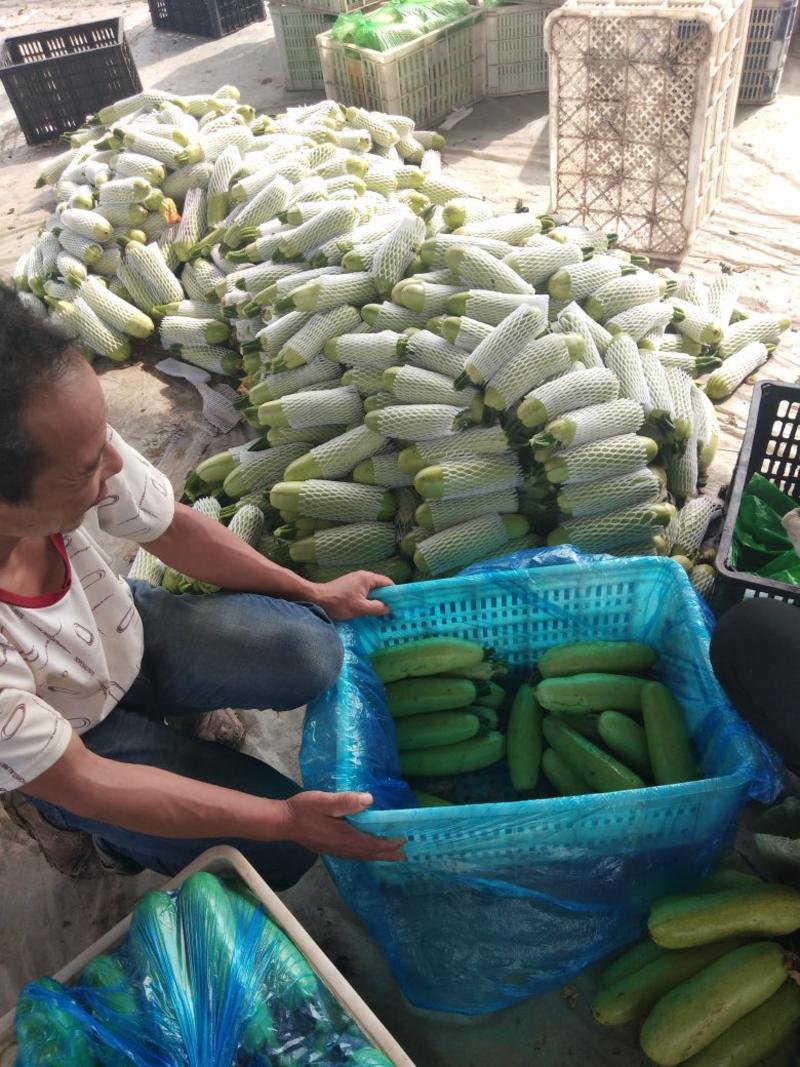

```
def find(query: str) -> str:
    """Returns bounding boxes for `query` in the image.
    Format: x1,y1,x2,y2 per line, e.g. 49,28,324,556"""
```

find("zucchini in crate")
539,641,657,677
372,637,488,683
400,732,506,776
507,681,543,792
542,717,645,792
395,711,482,751
537,673,650,714
385,677,484,717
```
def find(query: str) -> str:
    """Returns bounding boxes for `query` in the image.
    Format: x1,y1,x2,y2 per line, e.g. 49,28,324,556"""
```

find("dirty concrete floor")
0,2,798,1064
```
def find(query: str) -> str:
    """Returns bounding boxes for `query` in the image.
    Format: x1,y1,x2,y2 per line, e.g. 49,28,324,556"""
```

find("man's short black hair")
0,283,80,503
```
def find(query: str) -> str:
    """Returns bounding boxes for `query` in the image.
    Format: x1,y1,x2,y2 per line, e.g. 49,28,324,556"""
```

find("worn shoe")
0,792,123,879
193,708,247,749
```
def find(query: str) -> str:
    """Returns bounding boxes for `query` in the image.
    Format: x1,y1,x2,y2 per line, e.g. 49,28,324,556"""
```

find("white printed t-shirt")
0,427,174,792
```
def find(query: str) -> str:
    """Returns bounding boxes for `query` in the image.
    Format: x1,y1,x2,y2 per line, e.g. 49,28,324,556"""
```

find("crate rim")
714,379,800,599
0,16,125,71
0,845,416,1067
329,554,764,831
544,0,747,50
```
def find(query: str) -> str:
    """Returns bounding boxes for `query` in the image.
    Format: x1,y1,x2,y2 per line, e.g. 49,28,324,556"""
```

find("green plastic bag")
731,473,800,583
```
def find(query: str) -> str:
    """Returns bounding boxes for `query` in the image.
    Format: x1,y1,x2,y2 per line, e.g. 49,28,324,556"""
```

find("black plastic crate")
0,18,142,146
713,381,800,615
148,0,267,38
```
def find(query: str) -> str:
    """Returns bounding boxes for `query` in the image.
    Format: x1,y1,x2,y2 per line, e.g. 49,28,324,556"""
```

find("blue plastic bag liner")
300,547,783,1015
13,873,394,1066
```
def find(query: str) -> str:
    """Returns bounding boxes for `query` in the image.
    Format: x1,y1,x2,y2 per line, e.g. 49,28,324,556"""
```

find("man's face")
0,355,124,537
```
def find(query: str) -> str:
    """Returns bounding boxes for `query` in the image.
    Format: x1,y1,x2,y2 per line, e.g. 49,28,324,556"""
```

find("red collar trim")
0,535,72,608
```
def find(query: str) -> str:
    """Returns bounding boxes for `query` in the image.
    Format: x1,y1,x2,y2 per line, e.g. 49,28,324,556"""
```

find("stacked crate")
485,1,562,96
544,0,752,258
316,8,486,125
0,18,142,145
148,0,267,37
739,0,798,102
269,0,368,90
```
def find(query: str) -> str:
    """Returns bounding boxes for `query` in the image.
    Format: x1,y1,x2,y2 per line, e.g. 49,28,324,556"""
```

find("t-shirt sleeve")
0,688,72,792
94,426,175,544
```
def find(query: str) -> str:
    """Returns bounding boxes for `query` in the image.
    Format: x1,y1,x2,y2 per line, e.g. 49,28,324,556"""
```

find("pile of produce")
13,87,793,588
14,872,394,1067
592,870,800,1066
370,636,699,802
329,0,473,51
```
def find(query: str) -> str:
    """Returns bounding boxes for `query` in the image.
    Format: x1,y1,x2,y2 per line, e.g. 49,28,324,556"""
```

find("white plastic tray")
0,845,415,1066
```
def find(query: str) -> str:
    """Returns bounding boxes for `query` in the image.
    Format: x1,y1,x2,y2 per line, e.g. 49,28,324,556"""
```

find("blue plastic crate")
301,551,781,1015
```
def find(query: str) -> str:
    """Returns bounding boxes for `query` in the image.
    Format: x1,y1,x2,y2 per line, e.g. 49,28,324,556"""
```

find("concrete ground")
0,2,798,1063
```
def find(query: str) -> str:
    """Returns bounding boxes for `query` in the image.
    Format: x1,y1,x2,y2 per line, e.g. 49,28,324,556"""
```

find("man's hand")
312,570,393,621
281,790,406,861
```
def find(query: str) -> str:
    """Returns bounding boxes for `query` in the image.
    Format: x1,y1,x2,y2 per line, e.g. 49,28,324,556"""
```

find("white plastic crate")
485,1,561,96
0,846,415,1067
544,0,753,258
271,1,337,88
739,0,798,102
317,9,487,127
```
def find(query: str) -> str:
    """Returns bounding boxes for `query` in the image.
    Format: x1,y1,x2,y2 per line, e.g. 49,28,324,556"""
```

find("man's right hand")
280,790,406,862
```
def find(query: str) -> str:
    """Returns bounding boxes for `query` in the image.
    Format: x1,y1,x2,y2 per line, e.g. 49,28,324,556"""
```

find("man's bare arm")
22,733,404,860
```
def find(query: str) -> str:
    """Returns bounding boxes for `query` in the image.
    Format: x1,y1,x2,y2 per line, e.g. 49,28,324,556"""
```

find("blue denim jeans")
25,582,344,889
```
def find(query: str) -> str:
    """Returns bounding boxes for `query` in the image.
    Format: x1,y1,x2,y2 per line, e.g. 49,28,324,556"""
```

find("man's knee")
278,609,344,706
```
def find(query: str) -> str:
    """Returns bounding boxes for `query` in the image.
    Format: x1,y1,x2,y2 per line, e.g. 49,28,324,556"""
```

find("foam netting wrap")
312,521,397,566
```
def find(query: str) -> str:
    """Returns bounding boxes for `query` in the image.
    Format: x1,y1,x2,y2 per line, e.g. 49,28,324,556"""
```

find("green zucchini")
649,884,800,948
551,708,603,741
598,710,652,778
469,704,500,731
507,681,543,792
681,981,800,1067
129,891,193,1008
538,640,657,678
371,637,485,682
80,954,139,1018
697,868,762,893
537,673,649,714
15,978,97,1067
639,941,789,1066
384,676,478,717
542,717,645,792
598,938,668,988
400,731,506,776
413,789,455,807
394,711,481,751
474,680,506,709
592,938,744,1026
541,747,592,795
642,681,699,784
445,658,508,680
757,1030,800,1067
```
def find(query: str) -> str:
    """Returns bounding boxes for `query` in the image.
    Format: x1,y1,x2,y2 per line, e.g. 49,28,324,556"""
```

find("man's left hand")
312,571,393,621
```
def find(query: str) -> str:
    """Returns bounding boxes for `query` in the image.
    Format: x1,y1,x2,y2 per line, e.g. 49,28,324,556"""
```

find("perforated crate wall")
271,2,336,88
0,18,142,145
485,2,561,96
544,0,752,258
739,0,798,102
713,381,800,613
317,10,487,127
147,0,266,38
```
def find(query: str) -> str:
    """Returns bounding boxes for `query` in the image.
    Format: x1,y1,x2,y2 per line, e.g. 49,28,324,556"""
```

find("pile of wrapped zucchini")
13,86,793,590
